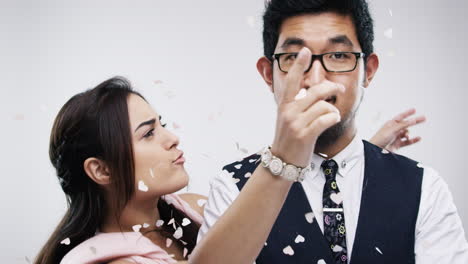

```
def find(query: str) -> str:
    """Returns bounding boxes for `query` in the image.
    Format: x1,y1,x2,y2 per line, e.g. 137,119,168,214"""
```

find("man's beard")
315,119,347,150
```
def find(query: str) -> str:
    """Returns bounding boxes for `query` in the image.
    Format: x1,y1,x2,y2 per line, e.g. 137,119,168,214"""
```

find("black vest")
222,140,423,264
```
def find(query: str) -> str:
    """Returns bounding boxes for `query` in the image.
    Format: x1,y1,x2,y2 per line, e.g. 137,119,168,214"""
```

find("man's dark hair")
262,0,374,60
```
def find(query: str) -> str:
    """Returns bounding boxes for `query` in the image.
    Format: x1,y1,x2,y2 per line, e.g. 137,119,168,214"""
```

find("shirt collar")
309,133,364,179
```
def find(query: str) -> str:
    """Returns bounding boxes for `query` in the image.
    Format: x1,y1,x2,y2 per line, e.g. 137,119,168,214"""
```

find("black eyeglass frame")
271,52,366,73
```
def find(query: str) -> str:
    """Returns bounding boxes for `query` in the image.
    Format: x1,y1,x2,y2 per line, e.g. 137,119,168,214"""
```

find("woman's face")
127,94,188,199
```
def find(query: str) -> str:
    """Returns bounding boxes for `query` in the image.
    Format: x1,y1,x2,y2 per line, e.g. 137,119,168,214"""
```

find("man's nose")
302,57,327,88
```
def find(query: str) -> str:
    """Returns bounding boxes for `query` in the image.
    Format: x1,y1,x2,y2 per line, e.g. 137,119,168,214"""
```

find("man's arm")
415,166,468,263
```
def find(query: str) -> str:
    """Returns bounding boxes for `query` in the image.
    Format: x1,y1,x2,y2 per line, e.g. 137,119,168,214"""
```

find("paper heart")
330,192,343,205
182,218,191,226
305,212,315,224
183,247,188,258
294,235,305,243
138,180,149,192
294,88,307,101
143,223,150,228
166,238,173,248
173,227,183,239
333,245,343,252
60,238,70,245
197,199,207,207
283,245,294,256
234,164,242,169
156,219,164,227
317,259,327,264
132,224,142,232
244,172,252,178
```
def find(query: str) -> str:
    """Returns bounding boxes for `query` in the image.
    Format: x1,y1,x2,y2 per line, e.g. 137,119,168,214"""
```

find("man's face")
266,12,378,148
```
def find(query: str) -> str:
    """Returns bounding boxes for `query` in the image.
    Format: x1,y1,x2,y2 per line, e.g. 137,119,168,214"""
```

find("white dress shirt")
197,135,468,263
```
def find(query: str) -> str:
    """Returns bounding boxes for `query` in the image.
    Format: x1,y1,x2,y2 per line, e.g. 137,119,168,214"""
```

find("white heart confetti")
197,199,207,207
232,178,240,184
389,9,393,17
381,149,389,154
417,163,423,168
173,227,183,239
333,245,343,252
183,247,188,258
249,159,257,163
295,235,305,243
138,180,149,192
132,224,142,232
182,218,191,226
384,28,393,39
305,212,315,223
330,192,343,205
234,164,242,169
60,238,70,245
375,247,383,255
294,88,307,101
283,245,294,256
317,259,327,264
156,219,164,227
166,238,173,247
244,172,252,178
143,223,150,228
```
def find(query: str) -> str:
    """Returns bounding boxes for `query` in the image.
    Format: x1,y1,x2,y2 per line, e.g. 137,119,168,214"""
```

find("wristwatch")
260,147,311,182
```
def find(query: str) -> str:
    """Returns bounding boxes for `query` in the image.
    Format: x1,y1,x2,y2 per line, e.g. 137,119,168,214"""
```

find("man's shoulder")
221,153,262,190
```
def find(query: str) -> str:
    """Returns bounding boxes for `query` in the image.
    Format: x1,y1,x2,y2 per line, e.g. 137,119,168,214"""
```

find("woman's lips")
173,152,185,165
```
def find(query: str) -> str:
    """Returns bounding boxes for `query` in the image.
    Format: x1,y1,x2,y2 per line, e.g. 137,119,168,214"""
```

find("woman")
35,76,424,264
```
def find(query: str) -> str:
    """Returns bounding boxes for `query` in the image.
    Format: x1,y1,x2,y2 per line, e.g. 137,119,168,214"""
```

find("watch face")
269,158,283,175
283,165,298,181
261,149,272,166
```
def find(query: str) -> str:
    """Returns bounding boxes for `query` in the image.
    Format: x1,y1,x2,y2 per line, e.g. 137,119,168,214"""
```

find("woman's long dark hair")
35,77,140,264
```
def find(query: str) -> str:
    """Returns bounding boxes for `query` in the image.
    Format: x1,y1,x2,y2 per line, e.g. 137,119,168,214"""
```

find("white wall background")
1,0,467,262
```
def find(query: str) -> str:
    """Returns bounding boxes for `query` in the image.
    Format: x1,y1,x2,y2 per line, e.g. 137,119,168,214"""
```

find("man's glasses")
271,52,365,73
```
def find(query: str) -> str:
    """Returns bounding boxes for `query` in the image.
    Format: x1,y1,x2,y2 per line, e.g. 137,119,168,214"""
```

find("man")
195,0,468,263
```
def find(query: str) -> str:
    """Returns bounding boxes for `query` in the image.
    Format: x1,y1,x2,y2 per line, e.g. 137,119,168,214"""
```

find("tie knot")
321,159,338,180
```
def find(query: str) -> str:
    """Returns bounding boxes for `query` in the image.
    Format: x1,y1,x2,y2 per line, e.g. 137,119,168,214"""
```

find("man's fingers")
396,115,426,130
281,47,312,104
298,100,339,126
301,111,341,139
295,81,345,111
393,108,416,122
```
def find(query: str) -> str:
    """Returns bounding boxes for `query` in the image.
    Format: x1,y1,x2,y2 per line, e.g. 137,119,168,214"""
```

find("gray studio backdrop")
1,0,467,262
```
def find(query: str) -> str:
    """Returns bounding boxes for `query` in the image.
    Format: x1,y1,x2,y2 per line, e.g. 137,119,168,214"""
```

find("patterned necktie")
321,159,348,264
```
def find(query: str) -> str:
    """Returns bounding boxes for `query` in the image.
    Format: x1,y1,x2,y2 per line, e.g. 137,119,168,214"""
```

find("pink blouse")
60,194,203,264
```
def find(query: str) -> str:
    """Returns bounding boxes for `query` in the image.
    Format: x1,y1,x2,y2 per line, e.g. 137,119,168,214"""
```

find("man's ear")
256,56,274,93
83,157,111,186
363,53,379,88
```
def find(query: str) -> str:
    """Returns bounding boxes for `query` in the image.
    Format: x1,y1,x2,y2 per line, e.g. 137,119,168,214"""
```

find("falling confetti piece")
90,246,97,254
182,218,191,226
183,247,188,258
389,9,393,17
317,259,327,264
132,224,142,232
295,88,307,100
249,159,257,163
13,114,25,121
168,254,175,258
330,192,343,205
318,153,328,158
180,240,188,245
60,238,71,245
283,245,295,256
166,238,173,247
295,234,305,243
264,242,268,246
25,256,31,263
197,199,207,207
143,223,150,228
138,180,149,192
375,247,383,255
244,172,252,178
168,218,175,225
381,149,389,154
384,28,393,39
156,219,164,227
305,212,315,223
149,168,155,178
234,164,242,169
333,245,343,252
232,178,240,184
173,227,183,239
417,163,423,168
246,16,256,28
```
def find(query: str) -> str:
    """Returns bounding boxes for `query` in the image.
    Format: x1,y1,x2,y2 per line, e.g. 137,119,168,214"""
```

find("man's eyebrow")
280,37,306,49
328,35,354,47
135,118,156,132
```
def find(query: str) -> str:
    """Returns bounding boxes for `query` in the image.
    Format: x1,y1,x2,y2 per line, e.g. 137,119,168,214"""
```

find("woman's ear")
83,158,111,186
257,56,274,93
